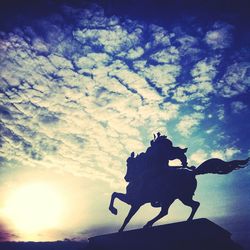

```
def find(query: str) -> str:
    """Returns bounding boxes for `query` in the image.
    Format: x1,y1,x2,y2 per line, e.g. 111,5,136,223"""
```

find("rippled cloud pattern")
0,4,249,188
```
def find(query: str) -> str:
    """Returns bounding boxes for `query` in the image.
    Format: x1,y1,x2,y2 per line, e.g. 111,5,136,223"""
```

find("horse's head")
124,163,134,182
124,152,142,182
124,172,130,182
124,152,135,182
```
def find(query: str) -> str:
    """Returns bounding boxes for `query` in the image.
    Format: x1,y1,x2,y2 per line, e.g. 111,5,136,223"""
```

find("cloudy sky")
0,0,249,247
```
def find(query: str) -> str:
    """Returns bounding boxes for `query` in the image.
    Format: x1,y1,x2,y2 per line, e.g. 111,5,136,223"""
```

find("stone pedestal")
88,218,243,250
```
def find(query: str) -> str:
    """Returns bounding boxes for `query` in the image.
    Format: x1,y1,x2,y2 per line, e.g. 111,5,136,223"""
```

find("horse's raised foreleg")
109,192,131,215
179,196,200,221
143,200,174,228
119,204,141,232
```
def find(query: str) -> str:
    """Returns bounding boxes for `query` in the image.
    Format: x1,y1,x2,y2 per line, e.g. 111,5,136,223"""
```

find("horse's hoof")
109,207,118,215
143,223,152,229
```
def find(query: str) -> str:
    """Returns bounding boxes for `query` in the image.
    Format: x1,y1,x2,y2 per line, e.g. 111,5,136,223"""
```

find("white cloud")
191,58,219,83
225,147,241,158
176,113,204,137
204,22,233,49
170,58,220,103
177,35,200,57
148,24,171,47
73,22,142,54
74,52,111,69
189,150,208,165
231,101,247,114
159,103,179,120
210,147,241,160
150,46,179,64
210,150,224,159
217,105,225,120
0,4,248,190
126,46,144,59
216,62,250,97
32,38,49,53
172,82,213,103
138,64,181,95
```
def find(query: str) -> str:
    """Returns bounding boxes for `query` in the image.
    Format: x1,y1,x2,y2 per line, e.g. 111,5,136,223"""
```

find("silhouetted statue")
123,134,188,207
109,133,249,232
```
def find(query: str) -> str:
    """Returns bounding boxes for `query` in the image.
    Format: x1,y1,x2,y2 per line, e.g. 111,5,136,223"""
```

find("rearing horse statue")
109,134,249,232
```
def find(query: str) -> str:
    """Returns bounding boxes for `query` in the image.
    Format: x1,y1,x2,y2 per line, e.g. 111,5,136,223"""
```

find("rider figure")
125,133,189,206
125,133,189,184
149,133,188,171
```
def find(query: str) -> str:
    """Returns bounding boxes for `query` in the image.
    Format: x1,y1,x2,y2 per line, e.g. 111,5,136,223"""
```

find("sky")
0,0,250,247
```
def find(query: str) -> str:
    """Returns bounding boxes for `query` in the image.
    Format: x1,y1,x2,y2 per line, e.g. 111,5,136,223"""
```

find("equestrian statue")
109,133,249,232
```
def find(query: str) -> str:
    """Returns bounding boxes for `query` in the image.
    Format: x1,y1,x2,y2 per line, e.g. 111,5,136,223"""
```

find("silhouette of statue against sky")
109,133,249,232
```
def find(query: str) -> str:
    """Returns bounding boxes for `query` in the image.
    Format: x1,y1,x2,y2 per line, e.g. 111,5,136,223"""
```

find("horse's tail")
194,157,249,175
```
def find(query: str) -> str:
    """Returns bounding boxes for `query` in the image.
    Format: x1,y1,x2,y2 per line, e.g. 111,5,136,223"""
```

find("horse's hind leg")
109,192,130,215
143,205,169,228
179,195,200,221
144,199,175,228
119,204,141,232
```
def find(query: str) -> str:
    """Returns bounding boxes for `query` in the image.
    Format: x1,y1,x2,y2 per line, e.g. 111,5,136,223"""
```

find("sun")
4,182,64,233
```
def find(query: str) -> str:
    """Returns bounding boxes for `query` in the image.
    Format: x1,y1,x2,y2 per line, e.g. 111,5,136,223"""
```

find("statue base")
88,218,242,250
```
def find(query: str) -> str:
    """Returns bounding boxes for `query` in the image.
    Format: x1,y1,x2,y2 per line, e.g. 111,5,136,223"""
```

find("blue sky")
0,0,249,247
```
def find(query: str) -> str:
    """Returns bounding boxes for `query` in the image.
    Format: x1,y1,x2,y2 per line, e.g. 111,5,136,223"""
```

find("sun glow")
4,183,64,233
